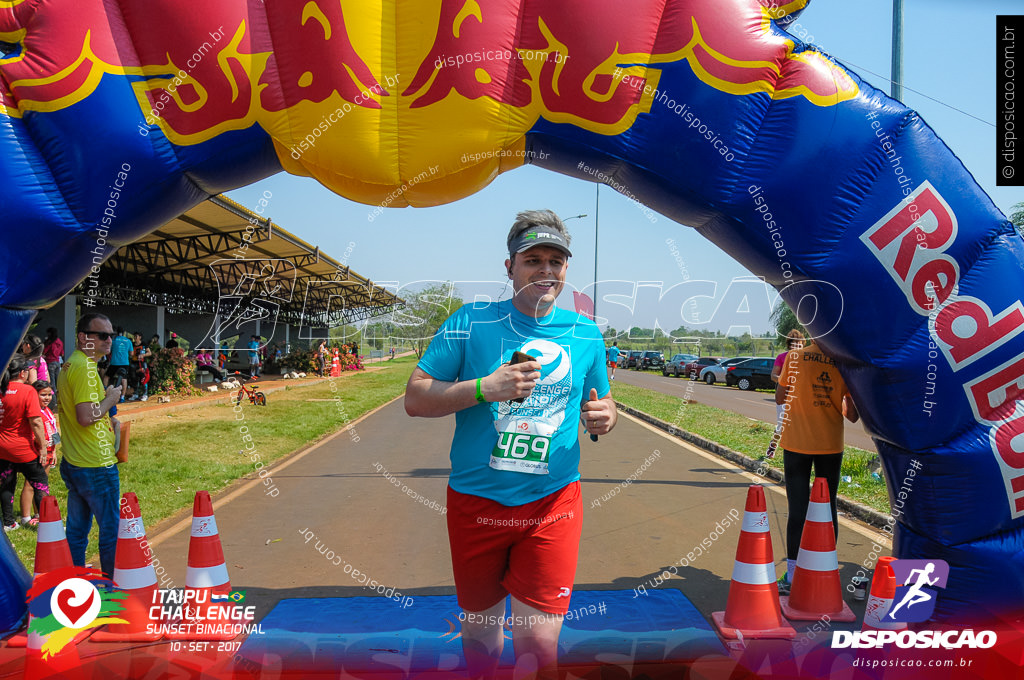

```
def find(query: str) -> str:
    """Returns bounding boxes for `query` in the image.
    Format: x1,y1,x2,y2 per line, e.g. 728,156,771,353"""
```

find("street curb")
117,368,387,422
615,402,893,532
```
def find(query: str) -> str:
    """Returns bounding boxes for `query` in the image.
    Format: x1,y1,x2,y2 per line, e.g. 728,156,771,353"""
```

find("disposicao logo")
831,558,997,650
831,629,996,650
27,567,128,657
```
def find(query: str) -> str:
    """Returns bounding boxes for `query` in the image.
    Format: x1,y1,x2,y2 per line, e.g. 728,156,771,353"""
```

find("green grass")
5,358,416,571
611,381,891,513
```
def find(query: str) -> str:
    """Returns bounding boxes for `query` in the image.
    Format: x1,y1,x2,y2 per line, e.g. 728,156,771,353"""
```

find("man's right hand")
105,384,123,402
480,361,541,402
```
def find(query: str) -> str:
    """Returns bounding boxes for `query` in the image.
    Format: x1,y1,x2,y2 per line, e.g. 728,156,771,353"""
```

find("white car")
698,357,753,384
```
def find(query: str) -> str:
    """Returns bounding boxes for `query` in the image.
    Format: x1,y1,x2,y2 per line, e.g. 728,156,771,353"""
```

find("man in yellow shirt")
775,339,859,593
57,313,122,577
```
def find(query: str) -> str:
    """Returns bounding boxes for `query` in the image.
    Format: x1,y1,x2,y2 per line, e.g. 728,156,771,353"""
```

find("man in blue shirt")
607,341,620,381
405,210,617,680
106,326,133,403
248,335,261,378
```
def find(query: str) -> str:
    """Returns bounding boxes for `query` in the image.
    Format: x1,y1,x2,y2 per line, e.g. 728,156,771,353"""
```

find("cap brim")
514,242,572,257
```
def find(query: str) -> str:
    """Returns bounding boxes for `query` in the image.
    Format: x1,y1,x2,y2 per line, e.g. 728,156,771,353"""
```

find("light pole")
594,184,599,326
562,213,590,318
891,0,903,101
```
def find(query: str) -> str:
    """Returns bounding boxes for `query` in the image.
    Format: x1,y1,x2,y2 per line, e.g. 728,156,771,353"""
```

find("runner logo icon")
887,559,949,622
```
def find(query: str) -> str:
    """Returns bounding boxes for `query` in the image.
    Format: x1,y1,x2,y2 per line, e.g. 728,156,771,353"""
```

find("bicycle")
232,372,266,406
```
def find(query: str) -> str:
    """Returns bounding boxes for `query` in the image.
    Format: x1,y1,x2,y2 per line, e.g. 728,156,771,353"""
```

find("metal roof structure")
71,195,402,327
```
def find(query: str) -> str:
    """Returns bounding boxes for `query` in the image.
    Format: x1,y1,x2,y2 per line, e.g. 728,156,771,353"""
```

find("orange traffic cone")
33,496,73,577
169,491,235,641
92,493,161,642
780,478,856,622
330,348,341,377
862,556,907,632
7,497,75,649
24,625,84,680
712,485,796,639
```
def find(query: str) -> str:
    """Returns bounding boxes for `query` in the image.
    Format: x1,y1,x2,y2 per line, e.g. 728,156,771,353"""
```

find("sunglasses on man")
83,331,115,340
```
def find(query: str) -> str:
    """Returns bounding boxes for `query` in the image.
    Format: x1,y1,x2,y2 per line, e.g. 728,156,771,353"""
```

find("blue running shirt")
110,335,132,365
418,299,610,506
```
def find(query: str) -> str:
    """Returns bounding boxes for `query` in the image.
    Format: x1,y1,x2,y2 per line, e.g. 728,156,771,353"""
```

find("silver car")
662,353,697,377
698,357,754,384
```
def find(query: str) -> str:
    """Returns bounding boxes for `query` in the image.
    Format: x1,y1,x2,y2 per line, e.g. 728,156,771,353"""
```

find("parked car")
724,357,776,390
698,356,753,384
680,356,721,379
623,350,644,368
636,350,665,371
663,353,697,376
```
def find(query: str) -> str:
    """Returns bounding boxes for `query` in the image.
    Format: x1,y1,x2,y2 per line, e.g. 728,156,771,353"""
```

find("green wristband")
475,377,487,403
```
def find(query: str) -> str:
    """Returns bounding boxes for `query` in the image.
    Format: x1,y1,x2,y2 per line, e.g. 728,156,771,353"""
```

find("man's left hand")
581,388,616,436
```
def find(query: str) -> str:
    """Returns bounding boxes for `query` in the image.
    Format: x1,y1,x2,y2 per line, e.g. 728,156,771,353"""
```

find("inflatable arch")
1,0,1021,627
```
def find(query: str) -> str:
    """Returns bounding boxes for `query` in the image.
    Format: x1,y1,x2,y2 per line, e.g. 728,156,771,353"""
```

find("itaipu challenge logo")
27,567,127,657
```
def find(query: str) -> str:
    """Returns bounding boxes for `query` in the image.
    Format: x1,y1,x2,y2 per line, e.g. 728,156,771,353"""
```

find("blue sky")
227,1,1023,335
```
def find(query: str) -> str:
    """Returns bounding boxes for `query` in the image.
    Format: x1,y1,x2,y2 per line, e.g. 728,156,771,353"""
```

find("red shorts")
446,482,582,615
607,360,616,368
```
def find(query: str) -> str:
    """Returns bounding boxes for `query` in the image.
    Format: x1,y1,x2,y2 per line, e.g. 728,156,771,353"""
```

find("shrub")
280,349,317,373
150,348,201,397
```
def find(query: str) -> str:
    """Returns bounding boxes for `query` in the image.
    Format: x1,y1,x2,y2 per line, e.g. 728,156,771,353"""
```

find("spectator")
0,356,49,532
765,329,805,458
195,349,225,382
20,380,58,525
607,341,620,380
18,334,48,384
165,332,179,349
248,335,261,379
128,333,151,402
149,334,162,356
317,340,328,377
107,327,133,404
775,339,859,594
219,341,230,371
42,328,64,392
57,313,122,577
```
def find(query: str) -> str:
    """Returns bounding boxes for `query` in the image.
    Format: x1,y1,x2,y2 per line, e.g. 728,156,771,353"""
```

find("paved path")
149,398,890,627
610,366,878,453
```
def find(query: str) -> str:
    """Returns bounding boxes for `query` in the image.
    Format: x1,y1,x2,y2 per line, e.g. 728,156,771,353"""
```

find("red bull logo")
0,0,856,204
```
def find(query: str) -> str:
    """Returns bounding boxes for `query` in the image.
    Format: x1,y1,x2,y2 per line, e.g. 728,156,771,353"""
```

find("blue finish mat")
237,589,725,673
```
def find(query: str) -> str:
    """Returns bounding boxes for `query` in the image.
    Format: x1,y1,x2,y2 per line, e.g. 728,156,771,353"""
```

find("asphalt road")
609,365,878,453
148,398,889,629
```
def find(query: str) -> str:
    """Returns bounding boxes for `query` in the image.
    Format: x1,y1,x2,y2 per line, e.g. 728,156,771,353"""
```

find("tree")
391,282,464,358
732,332,755,354
770,299,804,338
329,323,362,343
1011,201,1024,236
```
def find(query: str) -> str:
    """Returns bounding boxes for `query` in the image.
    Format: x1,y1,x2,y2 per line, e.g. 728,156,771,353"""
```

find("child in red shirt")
0,358,48,531
16,380,58,526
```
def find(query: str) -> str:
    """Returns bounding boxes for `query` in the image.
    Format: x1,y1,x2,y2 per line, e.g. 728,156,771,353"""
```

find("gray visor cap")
508,225,572,258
